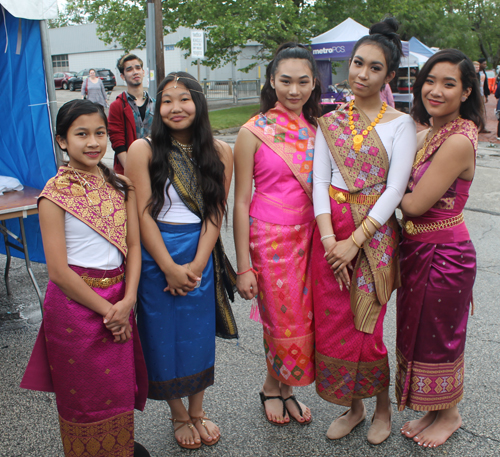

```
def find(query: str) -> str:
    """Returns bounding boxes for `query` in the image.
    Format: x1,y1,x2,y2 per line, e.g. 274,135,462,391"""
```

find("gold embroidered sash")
168,145,238,340
319,107,400,334
39,167,127,257
242,102,316,201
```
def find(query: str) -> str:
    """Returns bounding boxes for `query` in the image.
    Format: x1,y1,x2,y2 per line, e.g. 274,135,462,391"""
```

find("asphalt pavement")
1,102,499,455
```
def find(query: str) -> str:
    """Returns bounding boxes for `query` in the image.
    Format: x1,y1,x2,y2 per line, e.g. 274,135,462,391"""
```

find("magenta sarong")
312,194,390,406
21,265,148,457
396,118,477,411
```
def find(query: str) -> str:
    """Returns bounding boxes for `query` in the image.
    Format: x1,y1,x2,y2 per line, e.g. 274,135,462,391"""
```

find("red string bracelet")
237,267,259,280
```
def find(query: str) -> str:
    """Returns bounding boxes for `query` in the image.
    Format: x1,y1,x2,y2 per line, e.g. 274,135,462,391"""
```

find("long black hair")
148,72,226,227
56,99,130,199
350,17,403,79
411,49,485,130
260,42,322,126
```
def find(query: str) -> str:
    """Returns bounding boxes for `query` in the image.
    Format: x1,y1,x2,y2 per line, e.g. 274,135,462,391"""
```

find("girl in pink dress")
233,43,321,425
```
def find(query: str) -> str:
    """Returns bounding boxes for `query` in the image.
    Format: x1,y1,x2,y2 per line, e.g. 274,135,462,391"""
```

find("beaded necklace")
172,138,193,156
348,100,387,152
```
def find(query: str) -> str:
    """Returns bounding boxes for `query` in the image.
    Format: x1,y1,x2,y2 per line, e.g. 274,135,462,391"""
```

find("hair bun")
370,17,399,36
369,17,402,54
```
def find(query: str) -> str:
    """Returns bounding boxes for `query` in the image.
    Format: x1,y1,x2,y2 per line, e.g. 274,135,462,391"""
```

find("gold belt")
329,187,380,205
81,272,124,288
403,213,464,236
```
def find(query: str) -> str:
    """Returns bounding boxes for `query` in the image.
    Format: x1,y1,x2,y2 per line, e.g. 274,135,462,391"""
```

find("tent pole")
40,20,63,167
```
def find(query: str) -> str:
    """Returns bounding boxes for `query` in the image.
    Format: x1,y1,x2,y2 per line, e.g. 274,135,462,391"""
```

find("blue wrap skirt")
137,222,215,400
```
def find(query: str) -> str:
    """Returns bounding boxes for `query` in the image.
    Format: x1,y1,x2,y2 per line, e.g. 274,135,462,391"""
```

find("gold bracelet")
351,232,363,249
366,215,379,230
361,220,372,239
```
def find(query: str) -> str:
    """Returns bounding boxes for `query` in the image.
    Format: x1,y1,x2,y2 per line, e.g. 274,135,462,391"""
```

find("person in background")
380,83,395,107
81,69,108,109
494,74,500,140
108,54,155,174
478,58,490,103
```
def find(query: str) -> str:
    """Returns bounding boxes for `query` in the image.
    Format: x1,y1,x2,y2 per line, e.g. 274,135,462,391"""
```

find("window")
52,54,69,72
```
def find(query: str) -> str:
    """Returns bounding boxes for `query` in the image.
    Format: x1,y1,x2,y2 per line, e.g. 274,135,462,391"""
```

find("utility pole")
146,0,165,97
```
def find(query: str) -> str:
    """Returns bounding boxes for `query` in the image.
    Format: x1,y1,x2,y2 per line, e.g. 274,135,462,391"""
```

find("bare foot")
401,411,437,438
260,388,290,424
171,418,201,447
414,408,462,448
189,411,220,444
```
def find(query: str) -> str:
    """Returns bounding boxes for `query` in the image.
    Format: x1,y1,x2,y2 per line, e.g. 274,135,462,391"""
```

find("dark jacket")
495,81,500,111
108,92,138,174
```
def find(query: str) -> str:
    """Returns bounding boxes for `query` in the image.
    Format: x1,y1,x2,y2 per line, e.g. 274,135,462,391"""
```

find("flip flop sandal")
169,418,202,450
283,395,312,425
190,411,220,446
259,391,289,426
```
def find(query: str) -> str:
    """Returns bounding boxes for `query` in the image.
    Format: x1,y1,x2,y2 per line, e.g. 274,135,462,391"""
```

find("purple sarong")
21,265,148,457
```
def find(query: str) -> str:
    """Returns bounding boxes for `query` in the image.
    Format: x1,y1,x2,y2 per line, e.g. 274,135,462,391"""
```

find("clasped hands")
163,261,203,296
103,297,135,343
322,236,360,291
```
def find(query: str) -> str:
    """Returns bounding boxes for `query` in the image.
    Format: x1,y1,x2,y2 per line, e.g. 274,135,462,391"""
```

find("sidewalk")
1,138,499,455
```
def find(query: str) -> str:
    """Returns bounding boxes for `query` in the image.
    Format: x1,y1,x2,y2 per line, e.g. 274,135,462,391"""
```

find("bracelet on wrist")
361,220,372,239
237,267,259,280
320,234,336,242
351,232,363,249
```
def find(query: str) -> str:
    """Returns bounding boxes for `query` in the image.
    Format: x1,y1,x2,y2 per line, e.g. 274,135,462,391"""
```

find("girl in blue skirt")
126,72,236,450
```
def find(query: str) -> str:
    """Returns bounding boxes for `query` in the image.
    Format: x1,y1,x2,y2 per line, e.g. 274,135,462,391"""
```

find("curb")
214,126,241,135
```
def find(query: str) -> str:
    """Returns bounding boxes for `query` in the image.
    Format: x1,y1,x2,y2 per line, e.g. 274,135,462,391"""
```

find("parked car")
53,71,76,90
397,76,415,93
67,68,116,91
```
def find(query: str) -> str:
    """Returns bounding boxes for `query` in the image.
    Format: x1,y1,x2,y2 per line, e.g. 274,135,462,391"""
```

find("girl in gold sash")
312,18,417,444
21,100,149,457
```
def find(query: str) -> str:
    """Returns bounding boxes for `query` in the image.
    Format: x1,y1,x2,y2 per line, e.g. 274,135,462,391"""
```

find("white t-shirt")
65,213,123,269
313,114,417,225
156,179,201,224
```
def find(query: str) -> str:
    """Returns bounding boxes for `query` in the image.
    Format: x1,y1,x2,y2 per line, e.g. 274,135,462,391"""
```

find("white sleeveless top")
156,179,201,224
65,213,123,269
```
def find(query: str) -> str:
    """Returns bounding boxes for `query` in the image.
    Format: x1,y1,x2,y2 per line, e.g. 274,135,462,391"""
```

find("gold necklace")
172,138,193,156
348,100,387,152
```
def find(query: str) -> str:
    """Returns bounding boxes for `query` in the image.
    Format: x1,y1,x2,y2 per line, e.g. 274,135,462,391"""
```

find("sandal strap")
190,411,211,430
170,418,195,433
283,395,304,418
259,392,286,417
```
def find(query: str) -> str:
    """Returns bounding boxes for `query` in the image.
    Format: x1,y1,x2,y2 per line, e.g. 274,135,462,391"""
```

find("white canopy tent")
0,0,57,20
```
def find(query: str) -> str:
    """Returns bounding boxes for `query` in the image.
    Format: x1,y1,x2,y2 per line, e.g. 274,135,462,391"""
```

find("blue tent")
409,37,435,58
0,1,58,263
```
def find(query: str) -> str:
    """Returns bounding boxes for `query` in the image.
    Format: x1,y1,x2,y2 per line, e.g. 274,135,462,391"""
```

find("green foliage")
61,0,500,70
208,104,260,131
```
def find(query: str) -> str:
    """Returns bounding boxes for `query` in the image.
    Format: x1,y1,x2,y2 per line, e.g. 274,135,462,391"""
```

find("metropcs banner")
311,42,356,60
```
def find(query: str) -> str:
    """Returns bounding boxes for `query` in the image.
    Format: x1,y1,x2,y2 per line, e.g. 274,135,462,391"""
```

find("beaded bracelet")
351,233,363,249
237,267,259,280
320,234,336,242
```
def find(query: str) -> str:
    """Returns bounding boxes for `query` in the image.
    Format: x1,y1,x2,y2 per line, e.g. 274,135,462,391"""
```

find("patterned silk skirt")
396,238,476,411
249,216,315,386
21,265,148,457
312,197,390,406
137,222,216,400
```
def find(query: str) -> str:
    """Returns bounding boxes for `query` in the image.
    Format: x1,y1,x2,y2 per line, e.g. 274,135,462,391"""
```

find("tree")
47,3,87,28
68,0,317,70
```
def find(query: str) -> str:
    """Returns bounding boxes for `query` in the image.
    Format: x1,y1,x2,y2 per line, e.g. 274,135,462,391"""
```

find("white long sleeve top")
313,114,417,225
